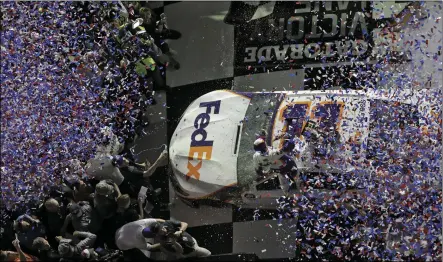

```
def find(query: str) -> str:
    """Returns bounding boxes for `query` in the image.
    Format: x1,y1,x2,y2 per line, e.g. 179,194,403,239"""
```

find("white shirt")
85,156,125,185
115,218,157,251
253,148,284,173
292,136,307,154
95,127,124,156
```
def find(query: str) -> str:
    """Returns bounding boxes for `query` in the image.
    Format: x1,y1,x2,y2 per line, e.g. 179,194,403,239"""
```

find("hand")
173,230,182,237
160,150,168,159
12,239,20,249
56,236,63,242
138,195,147,204
158,150,168,165
138,191,147,203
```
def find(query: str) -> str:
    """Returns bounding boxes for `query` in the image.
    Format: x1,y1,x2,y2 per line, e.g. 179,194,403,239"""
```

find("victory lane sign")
234,1,378,89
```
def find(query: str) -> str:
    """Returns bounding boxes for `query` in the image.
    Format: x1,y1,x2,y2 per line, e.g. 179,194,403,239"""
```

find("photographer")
57,231,97,260
160,231,211,259
144,220,211,259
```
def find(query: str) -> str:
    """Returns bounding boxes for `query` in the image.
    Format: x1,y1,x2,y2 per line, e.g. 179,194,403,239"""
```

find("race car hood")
169,90,251,199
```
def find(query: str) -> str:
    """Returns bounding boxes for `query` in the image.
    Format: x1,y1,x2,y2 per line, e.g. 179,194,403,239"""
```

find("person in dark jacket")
35,198,66,248
57,231,97,259
100,194,141,250
160,231,211,259
93,180,120,220
146,220,210,259
61,202,102,236
13,214,46,253
32,237,60,262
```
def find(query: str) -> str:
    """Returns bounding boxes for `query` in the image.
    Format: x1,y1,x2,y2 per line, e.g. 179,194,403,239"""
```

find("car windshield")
236,92,283,187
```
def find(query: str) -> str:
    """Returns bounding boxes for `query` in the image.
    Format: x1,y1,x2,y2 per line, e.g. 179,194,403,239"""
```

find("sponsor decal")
233,2,413,88
277,100,345,159
235,2,375,70
186,100,221,180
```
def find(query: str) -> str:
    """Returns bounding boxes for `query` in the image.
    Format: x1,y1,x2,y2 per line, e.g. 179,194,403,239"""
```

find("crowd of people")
1,1,211,261
1,0,177,209
3,207,210,261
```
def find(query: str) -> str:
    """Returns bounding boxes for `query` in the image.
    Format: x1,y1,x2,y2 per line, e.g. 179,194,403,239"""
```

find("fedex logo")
186,100,221,180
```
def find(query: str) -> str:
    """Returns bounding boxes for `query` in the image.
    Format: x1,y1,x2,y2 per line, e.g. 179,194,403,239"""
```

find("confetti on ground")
1,2,153,211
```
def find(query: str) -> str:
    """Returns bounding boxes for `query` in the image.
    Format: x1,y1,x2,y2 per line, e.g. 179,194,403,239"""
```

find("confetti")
1,1,159,211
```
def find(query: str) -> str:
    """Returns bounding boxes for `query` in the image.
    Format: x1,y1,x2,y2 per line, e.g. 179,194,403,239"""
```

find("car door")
241,175,284,209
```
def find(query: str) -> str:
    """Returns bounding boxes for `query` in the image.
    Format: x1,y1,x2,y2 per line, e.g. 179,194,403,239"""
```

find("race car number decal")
186,100,221,180
278,101,344,149
310,102,344,131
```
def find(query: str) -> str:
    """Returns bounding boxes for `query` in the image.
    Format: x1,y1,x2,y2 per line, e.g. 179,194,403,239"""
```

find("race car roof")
235,88,420,187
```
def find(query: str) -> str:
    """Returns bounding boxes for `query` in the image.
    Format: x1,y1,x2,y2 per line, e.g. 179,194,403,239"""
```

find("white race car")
168,89,422,209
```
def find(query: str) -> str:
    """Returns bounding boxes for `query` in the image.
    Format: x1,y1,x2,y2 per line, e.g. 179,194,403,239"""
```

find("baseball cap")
142,223,160,238
68,203,83,218
253,138,267,152
95,181,114,196
58,241,73,256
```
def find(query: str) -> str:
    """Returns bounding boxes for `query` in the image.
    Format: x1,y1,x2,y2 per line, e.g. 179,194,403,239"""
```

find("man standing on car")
253,138,297,191
253,138,283,178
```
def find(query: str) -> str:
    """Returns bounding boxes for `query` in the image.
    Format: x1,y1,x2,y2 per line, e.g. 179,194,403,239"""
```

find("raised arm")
178,221,188,233
74,231,97,250
147,243,161,251
143,151,168,178
12,240,27,262
138,198,144,219
60,214,72,237
22,214,40,224
113,182,122,199
159,238,184,258
172,221,188,237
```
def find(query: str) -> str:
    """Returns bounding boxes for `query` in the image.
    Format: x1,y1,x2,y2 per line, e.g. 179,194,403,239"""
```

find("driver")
253,138,297,190
253,138,282,179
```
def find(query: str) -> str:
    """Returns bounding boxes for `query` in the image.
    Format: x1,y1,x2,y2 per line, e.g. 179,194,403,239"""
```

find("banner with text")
234,1,379,89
